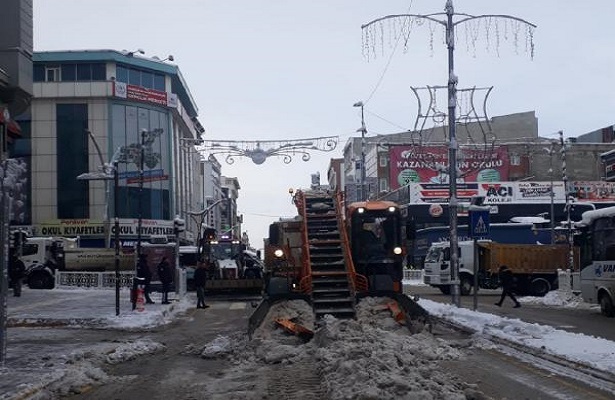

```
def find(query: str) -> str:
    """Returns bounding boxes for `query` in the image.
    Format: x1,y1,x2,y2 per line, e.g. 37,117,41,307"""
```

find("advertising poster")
389,145,509,190
571,181,615,202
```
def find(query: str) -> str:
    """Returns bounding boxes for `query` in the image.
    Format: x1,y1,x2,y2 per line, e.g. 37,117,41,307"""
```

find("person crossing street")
495,265,521,308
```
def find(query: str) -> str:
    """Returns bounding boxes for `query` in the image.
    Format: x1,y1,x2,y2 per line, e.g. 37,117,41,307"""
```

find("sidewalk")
6,287,190,329
1,288,196,400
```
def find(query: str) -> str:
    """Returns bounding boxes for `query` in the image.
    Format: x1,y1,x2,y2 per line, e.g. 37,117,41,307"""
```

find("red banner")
113,82,174,107
389,145,510,190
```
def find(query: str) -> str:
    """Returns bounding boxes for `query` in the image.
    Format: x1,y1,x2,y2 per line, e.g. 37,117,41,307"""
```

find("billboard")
408,181,566,204
389,145,510,190
571,181,615,202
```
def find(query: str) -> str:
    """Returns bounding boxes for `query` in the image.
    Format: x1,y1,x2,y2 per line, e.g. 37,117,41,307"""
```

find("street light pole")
86,129,112,248
136,129,146,264
113,160,120,316
361,1,536,308
353,101,367,201
548,142,556,244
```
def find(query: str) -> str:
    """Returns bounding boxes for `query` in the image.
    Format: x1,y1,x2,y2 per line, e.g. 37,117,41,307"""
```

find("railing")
55,271,135,289
403,269,424,282
336,191,368,293
294,190,313,294
55,269,188,292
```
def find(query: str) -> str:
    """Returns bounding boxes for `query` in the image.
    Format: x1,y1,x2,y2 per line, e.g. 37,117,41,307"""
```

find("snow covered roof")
576,206,615,227
509,216,550,224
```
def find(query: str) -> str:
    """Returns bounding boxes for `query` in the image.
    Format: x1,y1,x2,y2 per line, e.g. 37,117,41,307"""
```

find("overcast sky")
33,0,615,246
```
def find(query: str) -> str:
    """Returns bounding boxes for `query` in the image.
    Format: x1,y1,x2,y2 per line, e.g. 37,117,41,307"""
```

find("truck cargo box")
478,242,579,274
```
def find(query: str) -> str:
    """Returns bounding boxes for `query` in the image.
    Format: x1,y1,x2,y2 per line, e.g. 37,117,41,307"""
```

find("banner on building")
408,181,566,204
114,82,177,108
38,219,175,237
571,181,615,202
388,145,510,190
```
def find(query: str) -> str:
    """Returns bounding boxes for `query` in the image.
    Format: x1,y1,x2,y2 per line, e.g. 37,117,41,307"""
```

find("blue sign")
469,209,490,237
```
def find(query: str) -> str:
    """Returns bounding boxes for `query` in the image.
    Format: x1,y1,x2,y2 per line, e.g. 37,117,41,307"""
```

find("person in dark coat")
9,253,26,297
495,265,521,308
136,254,154,305
157,257,173,304
194,260,210,309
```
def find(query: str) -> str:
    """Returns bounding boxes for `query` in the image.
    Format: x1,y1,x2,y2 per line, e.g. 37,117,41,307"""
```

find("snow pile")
419,298,615,372
519,289,592,309
189,298,487,400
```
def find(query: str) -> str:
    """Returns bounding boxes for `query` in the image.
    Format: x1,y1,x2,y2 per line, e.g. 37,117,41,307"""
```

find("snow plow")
249,189,430,338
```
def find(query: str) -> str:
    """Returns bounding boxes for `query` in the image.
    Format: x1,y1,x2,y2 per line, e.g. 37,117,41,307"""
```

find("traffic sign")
469,207,490,237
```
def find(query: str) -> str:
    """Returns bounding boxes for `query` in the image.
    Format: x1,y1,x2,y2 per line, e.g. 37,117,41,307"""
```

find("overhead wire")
362,1,415,131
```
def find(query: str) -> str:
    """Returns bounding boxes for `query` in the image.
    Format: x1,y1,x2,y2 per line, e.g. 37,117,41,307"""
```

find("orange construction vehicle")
249,189,429,336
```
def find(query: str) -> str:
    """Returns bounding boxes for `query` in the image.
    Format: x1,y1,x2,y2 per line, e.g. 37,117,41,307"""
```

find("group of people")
134,254,209,309
135,254,174,306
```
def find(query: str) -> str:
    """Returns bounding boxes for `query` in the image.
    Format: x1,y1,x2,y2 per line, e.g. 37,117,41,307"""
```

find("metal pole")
114,161,120,316
360,105,366,201
0,160,8,366
86,129,111,249
559,131,575,272
137,129,145,264
445,0,461,307
473,238,478,311
549,143,555,244
174,215,181,295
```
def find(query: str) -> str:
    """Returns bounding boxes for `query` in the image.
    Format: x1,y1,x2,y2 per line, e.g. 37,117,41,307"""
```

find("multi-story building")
19,49,205,247
201,154,223,232
1,0,33,231
342,111,614,201
220,176,241,240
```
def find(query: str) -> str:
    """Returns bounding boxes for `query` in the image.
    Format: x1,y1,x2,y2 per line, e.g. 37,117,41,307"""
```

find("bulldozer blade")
275,318,314,342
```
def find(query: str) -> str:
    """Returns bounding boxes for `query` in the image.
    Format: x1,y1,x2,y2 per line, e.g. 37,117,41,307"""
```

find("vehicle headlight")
357,207,365,214
388,206,397,213
274,249,284,258
393,246,403,255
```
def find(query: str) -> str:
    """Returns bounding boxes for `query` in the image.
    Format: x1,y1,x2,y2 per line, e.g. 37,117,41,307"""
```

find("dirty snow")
2,286,615,399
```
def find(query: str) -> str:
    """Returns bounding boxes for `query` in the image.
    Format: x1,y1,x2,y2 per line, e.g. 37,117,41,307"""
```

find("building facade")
20,49,205,247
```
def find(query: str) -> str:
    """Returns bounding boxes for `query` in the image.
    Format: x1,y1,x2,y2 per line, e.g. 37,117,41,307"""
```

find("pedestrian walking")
157,257,173,304
136,254,154,307
9,253,26,297
194,260,210,309
495,265,521,308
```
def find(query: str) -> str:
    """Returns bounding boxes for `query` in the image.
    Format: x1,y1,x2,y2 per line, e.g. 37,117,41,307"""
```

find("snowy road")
2,287,615,399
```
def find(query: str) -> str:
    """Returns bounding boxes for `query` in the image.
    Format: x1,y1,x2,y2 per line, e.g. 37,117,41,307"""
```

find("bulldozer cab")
348,201,404,292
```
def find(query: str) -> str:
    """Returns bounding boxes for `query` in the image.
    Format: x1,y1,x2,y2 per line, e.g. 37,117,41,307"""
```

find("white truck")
575,206,615,317
423,240,577,296
15,236,134,289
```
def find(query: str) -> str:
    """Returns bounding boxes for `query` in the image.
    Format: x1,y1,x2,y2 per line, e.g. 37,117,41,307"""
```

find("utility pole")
353,101,367,201
362,0,536,307
547,142,556,244
560,131,575,272
0,159,8,366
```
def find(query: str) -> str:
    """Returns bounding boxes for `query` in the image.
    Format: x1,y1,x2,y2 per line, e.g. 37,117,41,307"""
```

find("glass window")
33,64,45,82
61,64,76,81
91,63,106,80
56,104,89,219
76,64,91,80
141,71,153,89
45,67,59,82
116,65,128,83
128,68,140,85
153,74,165,91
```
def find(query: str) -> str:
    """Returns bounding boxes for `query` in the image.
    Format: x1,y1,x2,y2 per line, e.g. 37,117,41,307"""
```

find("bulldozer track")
434,316,615,393
265,359,328,400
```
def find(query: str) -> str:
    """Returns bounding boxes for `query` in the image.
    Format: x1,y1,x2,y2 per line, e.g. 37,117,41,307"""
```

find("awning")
0,106,22,135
